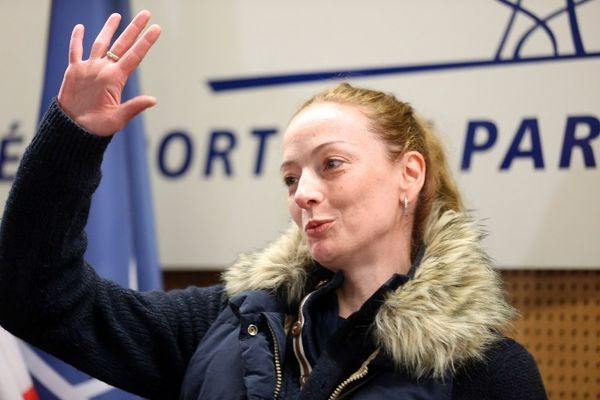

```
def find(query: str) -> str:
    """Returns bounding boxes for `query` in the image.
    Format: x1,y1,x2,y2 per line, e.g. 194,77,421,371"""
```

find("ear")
398,151,426,203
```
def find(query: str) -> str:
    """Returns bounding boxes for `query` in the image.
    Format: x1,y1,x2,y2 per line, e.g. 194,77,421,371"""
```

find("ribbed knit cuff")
27,98,112,177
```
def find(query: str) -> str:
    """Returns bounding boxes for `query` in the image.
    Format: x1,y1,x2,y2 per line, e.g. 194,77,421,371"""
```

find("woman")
0,10,546,399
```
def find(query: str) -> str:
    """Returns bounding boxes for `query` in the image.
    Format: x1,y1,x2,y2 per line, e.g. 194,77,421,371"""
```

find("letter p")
461,120,498,170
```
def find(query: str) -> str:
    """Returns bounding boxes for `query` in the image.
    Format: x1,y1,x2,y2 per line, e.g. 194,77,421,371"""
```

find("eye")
283,176,298,187
324,159,342,170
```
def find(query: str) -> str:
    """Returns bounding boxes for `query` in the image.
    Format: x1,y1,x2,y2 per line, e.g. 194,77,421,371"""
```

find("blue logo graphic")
0,121,24,182
208,0,599,92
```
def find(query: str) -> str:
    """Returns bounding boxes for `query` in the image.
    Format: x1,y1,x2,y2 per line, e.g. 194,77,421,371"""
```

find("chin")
309,244,343,271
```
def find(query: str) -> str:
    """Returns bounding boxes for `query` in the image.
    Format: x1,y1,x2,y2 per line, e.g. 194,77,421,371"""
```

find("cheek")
288,198,302,227
344,183,398,224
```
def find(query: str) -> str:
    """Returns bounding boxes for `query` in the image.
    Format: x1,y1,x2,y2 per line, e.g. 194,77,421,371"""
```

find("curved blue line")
495,0,522,60
566,0,586,55
515,0,592,57
495,0,559,59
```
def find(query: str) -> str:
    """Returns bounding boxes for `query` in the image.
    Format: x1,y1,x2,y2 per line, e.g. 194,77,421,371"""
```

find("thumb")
117,95,158,124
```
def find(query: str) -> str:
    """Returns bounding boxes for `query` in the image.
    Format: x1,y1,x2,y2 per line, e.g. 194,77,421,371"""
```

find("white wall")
1,1,599,269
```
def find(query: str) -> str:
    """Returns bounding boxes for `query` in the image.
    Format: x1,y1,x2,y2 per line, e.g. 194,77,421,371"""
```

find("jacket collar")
222,206,515,378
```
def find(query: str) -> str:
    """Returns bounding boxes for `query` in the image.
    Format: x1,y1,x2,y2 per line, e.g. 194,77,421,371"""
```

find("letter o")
158,131,193,178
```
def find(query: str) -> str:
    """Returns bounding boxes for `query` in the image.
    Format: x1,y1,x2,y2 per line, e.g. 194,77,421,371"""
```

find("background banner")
1,0,599,270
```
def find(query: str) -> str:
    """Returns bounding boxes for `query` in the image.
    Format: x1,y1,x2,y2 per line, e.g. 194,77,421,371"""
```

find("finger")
69,24,84,64
89,13,121,59
117,95,158,124
119,24,161,76
109,10,151,59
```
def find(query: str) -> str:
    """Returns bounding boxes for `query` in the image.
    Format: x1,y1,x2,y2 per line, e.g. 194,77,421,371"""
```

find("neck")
332,217,414,318
336,252,411,318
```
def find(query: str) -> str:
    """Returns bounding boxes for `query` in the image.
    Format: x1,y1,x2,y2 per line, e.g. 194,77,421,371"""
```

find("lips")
304,219,334,237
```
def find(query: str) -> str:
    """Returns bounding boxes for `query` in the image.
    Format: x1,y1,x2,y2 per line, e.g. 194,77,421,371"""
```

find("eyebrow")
280,140,355,172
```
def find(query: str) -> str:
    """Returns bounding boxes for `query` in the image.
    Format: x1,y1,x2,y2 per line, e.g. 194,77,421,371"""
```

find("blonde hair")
294,83,464,252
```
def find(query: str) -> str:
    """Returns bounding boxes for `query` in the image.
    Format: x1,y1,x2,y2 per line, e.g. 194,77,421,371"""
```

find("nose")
294,171,323,210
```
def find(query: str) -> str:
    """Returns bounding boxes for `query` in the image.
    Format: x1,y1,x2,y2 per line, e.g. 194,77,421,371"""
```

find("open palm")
57,10,161,136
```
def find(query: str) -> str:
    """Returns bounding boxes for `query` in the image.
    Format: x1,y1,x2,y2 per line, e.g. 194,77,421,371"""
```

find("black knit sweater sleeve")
0,100,226,399
453,337,548,399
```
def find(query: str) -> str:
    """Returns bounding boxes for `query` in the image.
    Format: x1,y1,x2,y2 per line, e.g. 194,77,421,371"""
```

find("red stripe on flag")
22,386,39,400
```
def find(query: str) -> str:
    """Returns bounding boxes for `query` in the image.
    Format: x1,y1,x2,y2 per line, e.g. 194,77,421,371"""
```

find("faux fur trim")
222,224,312,305
373,209,516,377
223,207,516,378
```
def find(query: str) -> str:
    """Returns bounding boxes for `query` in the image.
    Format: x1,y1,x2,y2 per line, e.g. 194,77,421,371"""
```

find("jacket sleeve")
485,338,547,400
453,337,548,400
0,100,225,399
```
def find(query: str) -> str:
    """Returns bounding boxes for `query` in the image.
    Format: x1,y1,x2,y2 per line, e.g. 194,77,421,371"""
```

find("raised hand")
57,10,161,136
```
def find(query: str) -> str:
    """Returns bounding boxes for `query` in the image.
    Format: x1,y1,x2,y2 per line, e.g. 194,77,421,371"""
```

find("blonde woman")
0,10,546,399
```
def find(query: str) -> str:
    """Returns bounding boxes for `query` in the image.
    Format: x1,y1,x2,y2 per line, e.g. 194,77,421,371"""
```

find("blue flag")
29,0,163,398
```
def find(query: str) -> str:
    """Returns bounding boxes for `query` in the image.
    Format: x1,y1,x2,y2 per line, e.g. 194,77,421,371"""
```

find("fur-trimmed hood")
222,207,515,378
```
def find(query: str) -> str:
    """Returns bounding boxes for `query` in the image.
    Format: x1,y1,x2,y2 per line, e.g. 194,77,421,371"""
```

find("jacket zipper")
328,349,379,400
266,320,283,399
292,291,315,385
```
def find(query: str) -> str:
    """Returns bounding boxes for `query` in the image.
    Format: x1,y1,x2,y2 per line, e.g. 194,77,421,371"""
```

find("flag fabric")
0,326,38,400
26,0,163,398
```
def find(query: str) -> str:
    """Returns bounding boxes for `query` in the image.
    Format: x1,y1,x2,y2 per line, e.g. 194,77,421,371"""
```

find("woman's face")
281,102,405,269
